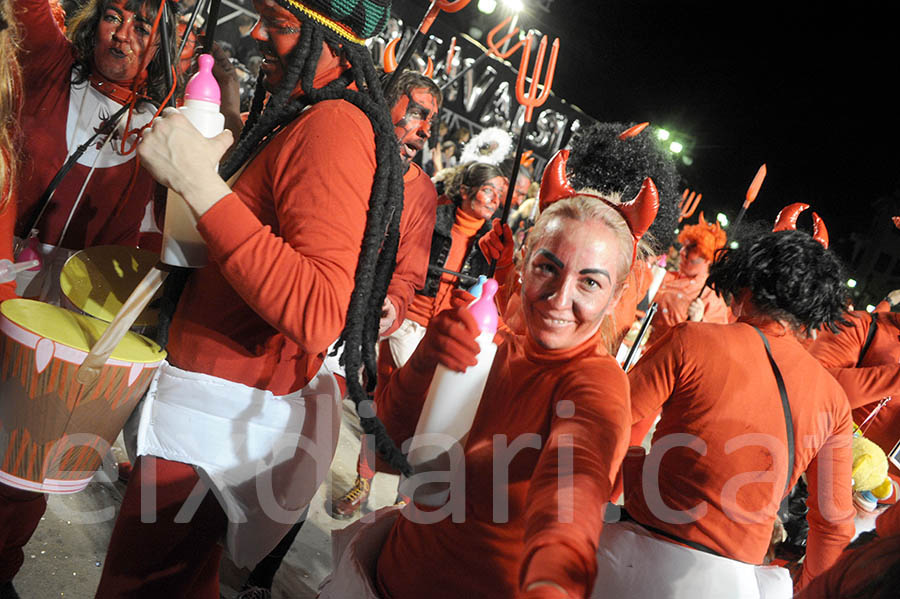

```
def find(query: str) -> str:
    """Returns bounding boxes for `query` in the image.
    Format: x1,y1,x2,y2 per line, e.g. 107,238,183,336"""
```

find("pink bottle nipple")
184,54,220,105
467,278,499,335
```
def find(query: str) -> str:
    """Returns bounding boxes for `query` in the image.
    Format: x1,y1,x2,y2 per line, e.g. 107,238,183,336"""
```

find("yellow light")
847,278,857,288
867,304,876,313
669,141,683,153
729,241,739,249
656,129,670,141
503,0,524,11
717,212,729,227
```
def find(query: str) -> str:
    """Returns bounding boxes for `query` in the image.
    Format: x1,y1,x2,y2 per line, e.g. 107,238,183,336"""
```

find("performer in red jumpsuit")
607,228,855,596
646,212,730,347
809,303,900,479
317,176,659,598
94,0,405,596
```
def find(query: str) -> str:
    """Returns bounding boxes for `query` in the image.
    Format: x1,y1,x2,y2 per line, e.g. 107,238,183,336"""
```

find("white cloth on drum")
317,505,403,599
591,521,792,599
136,361,341,568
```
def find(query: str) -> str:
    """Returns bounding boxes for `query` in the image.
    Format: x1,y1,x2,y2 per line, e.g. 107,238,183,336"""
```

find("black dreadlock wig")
707,229,850,335
159,15,410,475
566,122,681,252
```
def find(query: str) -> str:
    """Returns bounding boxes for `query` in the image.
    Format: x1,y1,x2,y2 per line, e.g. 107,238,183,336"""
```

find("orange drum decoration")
0,299,165,493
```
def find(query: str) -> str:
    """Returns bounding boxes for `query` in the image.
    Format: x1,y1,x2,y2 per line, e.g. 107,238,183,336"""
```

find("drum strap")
752,327,795,497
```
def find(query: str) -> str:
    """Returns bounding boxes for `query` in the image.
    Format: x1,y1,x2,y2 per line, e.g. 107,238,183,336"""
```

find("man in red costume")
236,69,441,598
646,212,730,347
93,0,405,595
602,228,855,595
12,0,182,298
809,292,900,480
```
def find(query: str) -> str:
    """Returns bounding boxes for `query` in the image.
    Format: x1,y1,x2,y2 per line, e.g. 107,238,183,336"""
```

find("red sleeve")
519,362,631,597
627,325,683,423
196,104,375,355
809,314,900,409
799,404,856,589
384,167,436,336
374,344,436,445
0,201,16,301
14,0,71,67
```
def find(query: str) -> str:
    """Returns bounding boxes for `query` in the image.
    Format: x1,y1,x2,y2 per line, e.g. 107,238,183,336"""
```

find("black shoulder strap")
856,312,879,367
752,327,795,497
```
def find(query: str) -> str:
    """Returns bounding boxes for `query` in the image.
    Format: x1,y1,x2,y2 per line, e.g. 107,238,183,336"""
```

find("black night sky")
422,0,900,264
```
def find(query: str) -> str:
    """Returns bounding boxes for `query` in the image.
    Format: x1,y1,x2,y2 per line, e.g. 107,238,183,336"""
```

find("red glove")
410,306,481,373
520,583,569,599
478,218,514,268
449,288,476,310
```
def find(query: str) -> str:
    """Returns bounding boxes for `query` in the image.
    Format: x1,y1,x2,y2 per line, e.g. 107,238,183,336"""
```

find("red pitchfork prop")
730,163,767,231
440,15,527,91
385,0,470,92
383,37,434,77
488,32,560,277
678,189,702,222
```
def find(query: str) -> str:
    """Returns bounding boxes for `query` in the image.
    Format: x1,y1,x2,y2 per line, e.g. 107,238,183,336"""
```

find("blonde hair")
0,0,22,211
524,193,635,293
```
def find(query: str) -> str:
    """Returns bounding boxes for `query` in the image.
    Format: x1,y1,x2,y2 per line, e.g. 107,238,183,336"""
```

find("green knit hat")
279,0,391,44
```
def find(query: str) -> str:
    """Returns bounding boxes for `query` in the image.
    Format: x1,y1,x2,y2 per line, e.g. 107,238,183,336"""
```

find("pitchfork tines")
516,32,560,123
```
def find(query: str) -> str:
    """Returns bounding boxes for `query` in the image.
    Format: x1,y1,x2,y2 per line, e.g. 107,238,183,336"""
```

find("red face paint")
93,0,159,83
251,0,301,92
522,218,620,350
390,87,438,169
460,175,505,220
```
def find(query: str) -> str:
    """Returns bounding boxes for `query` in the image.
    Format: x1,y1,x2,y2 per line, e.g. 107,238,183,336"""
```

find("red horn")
772,202,809,232
383,37,400,73
539,149,576,211
812,212,829,249
698,211,707,227
618,122,650,140
619,177,659,241
893,216,900,230
423,56,434,78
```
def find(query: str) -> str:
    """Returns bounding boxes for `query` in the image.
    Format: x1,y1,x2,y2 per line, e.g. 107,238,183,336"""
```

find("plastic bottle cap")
467,278,499,335
184,54,220,105
468,274,488,298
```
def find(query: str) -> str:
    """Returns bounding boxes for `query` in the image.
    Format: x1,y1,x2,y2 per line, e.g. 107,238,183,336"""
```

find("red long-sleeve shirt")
0,199,15,301
382,163,437,335
809,310,900,475
375,330,631,599
166,94,376,394
627,319,855,588
14,0,156,249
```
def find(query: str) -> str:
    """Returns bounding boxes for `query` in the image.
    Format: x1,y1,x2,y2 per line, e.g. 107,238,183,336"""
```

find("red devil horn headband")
538,149,659,262
772,202,828,248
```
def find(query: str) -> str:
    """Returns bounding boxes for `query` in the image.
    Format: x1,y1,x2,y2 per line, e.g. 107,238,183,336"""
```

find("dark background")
415,0,900,264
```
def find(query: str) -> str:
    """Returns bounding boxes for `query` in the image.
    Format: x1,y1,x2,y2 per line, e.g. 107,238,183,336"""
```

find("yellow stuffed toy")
852,434,894,505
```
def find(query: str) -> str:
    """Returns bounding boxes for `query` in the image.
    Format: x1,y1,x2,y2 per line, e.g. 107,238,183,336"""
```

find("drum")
59,245,161,329
0,299,165,493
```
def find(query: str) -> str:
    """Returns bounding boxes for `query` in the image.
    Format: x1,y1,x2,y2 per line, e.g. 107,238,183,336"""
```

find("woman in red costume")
318,175,660,598
331,160,507,519
11,0,179,299
603,223,855,596
645,212,730,347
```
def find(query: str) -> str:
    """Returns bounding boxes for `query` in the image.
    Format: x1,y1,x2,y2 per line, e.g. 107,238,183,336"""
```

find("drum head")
60,246,161,326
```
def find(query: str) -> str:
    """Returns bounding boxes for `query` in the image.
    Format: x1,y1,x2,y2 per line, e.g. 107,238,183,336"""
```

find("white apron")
591,521,792,599
317,505,403,599
135,361,342,567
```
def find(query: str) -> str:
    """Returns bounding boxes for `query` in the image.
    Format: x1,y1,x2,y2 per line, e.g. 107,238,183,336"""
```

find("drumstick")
75,264,171,386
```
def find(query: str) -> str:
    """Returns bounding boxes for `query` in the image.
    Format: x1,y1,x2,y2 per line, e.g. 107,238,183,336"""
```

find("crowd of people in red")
0,0,898,598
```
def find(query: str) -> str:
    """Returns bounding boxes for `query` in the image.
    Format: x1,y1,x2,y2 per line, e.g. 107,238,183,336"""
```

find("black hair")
158,17,411,475
442,161,505,206
566,122,681,252
706,229,850,334
383,69,442,112
67,0,180,105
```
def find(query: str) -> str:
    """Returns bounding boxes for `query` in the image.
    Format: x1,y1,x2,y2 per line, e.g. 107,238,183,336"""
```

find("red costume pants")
95,456,227,598
0,484,47,583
